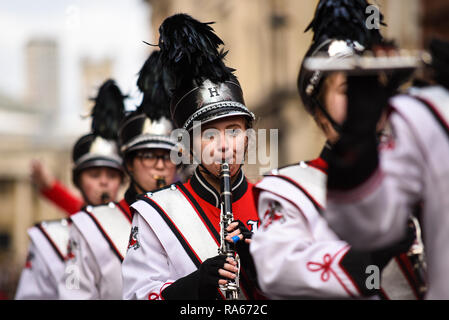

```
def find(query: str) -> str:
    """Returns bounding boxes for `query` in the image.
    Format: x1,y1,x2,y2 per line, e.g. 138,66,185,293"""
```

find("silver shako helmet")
118,50,178,158
157,14,255,132
297,0,386,129
119,50,180,192
72,79,126,188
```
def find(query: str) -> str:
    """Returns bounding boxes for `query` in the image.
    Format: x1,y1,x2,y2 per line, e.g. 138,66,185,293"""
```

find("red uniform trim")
150,282,174,300
116,199,132,223
379,288,390,300
307,245,355,297
306,158,328,174
394,255,420,300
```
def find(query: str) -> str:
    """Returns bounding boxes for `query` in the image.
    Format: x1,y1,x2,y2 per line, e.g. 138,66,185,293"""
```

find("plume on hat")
136,50,172,120
305,0,385,49
157,13,235,90
90,79,126,140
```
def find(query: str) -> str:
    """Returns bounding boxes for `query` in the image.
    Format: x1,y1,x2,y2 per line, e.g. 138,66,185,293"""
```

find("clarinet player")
121,14,261,300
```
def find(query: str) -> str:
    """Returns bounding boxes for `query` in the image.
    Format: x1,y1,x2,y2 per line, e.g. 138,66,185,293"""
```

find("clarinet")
218,162,240,300
101,192,110,204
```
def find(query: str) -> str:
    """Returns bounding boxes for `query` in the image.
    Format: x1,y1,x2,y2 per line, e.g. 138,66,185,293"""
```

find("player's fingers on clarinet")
226,257,237,266
225,229,242,242
226,221,239,232
218,279,228,285
218,267,237,280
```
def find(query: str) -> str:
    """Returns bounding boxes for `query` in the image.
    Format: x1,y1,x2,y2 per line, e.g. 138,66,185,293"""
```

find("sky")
0,0,152,136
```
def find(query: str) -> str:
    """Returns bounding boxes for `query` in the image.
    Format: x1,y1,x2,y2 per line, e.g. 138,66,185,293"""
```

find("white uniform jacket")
15,219,69,300
251,158,420,300
325,86,449,299
58,203,132,300
122,169,259,300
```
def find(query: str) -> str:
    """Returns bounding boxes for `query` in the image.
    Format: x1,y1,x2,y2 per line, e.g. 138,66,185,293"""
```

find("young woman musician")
121,14,261,300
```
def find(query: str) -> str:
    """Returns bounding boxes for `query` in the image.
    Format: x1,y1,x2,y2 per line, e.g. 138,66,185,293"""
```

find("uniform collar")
124,185,139,207
190,166,248,208
320,143,332,163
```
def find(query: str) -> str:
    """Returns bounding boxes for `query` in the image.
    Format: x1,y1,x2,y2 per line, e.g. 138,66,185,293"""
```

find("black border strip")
395,256,421,300
179,183,252,300
83,209,124,263
36,223,65,262
267,175,324,214
138,193,202,269
116,201,132,223
177,183,221,243
412,95,449,139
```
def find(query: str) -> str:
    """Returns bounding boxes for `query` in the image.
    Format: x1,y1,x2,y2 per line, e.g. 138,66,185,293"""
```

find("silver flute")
218,162,240,300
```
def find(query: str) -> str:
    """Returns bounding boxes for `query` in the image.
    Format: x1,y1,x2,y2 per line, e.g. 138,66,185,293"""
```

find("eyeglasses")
136,151,175,168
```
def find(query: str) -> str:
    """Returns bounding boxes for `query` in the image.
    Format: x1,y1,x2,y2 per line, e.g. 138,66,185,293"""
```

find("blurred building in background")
25,39,60,113
0,0,448,299
81,58,113,114
0,0,149,298
0,36,76,298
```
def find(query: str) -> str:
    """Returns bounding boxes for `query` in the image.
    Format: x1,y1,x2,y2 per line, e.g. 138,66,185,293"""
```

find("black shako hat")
72,79,126,184
119,50,178,157
157,13,254,131
297,0,385,115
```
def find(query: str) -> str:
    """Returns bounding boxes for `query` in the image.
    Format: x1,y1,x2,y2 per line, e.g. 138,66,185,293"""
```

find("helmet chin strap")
313,96,343,135
314,95,386,147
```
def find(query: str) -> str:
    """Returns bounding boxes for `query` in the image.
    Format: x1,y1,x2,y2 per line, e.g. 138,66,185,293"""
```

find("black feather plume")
136,50,172,120
90,79,126,140
430,38,449,89
157,13,234,88
305,0,385,49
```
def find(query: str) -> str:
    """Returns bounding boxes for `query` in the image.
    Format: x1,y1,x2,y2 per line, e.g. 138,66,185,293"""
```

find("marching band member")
15,80,126,299
250,0,422,300
324,37,449,299
58,52,180,300
121,14,261,300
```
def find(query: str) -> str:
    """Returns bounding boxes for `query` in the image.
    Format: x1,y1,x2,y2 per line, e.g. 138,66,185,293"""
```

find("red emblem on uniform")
25,251,34,269
128,226,140,251
378,128,396,151
262,201,285,230
66,239,78,261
